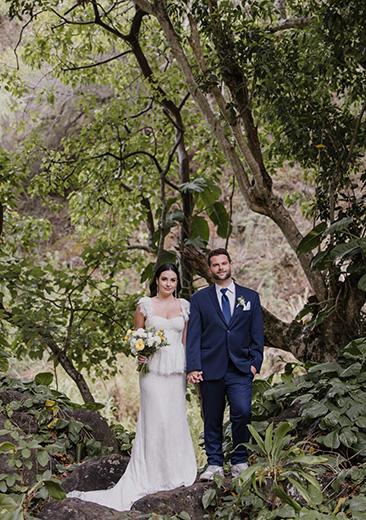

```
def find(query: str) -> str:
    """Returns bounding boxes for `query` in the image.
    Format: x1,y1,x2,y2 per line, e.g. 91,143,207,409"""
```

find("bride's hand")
138,354,149,365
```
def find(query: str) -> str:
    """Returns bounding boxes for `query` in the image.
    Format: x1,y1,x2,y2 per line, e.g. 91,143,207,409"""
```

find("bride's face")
156,270,178,297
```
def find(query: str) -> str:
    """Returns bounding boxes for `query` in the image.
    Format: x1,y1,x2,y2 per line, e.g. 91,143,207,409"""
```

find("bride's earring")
156,285,159,295
174,288,177,298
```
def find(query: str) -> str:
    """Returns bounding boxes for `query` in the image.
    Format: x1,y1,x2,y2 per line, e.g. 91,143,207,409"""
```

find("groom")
186,248,264,480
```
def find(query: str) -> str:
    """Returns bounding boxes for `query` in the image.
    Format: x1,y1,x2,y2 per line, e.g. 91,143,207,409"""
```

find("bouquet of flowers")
123,327,169,373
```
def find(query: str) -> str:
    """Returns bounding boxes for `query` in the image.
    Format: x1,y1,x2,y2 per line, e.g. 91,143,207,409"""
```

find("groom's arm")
186,294,203,382
249,292,264,374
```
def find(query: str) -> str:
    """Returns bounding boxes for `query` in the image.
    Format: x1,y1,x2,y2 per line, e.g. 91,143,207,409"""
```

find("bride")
67,263,197,511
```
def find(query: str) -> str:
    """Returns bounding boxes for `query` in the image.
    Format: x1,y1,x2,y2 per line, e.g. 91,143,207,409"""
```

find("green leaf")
0,442,16,452
44,480,67,500
264,421,274,456
358,274,366,291
273,481,301,512
0,493,19,512
323,217,354,235
291,455,328,465
191,215,209,243
339,362,361,378
207,202,232,239
202,488,216,509
287,475,316,506
79,402,105,412
349,495,366,512
34,372,53,386
301,401,328,419
296,222,327,255
178,512,191,520
330,239,361,260
180,177,207,194
272,422,292,458
310,250,332,271
308,362,340,375
247,424,266,453
339,428,357,448
37,449,49,467
322,431,340,449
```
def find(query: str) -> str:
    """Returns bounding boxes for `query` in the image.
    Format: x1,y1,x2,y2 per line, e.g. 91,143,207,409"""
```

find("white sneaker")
231,462,248,478
199,465,224,480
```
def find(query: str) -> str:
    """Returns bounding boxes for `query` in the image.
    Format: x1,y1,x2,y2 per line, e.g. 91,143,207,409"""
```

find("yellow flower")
126,329,133,336
135,339,145,351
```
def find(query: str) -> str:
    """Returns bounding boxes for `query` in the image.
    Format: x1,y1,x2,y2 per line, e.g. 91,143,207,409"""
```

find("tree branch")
268,16,315,33
61,50,132,71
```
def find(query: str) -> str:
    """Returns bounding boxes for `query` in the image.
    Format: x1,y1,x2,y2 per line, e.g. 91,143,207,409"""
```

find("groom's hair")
207,248,232,266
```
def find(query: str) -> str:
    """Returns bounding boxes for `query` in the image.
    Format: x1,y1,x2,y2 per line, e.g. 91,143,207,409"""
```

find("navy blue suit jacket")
186,283,264,380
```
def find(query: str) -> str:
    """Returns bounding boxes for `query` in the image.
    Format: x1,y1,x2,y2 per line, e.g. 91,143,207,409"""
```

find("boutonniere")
237,296,251,311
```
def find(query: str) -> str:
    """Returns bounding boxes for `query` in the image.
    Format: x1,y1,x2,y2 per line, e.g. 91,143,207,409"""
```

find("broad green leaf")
287,475,316,506
308,362,340,375
191,215,209,243
323,217,354,235
339,362,361,378
272,422,292,458
207,202,232,239
180,177,207,194
0,442,16,452
202,488,216,509
273,481,301,512
264,421,274,456
310,250,332,271
291,455,328,465
79,402,105,412
301,401,328,419
339,428,357,448
330,239,361,260
322,431,340,449
247,424,266,453
37,449,49,467
44,480,66,500
349,495,366,512
358,274,366,291
0,493,19,512
178,512,191,520
296,222,327,255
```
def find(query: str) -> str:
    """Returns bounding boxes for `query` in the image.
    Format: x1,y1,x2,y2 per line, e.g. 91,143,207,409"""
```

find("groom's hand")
250,365,257,376
187,370,203,384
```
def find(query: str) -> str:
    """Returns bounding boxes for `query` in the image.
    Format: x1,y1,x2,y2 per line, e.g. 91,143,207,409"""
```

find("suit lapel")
229,283,243,326
208,284,227,326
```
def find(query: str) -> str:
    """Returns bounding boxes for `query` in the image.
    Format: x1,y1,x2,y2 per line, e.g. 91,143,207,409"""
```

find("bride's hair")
149,263,182,297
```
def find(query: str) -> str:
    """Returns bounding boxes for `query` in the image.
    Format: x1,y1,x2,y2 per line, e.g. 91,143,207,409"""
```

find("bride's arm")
134,306,148,364
182,321,188,346
134,306,145,329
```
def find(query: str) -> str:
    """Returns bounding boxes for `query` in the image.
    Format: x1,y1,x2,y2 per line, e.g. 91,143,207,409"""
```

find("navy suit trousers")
200,359,253,465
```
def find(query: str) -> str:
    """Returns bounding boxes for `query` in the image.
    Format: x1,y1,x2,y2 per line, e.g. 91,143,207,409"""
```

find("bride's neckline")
150,297,182,320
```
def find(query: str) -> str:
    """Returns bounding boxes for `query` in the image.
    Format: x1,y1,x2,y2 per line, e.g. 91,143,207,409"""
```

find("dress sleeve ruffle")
137,297,152,319
179,298,190,322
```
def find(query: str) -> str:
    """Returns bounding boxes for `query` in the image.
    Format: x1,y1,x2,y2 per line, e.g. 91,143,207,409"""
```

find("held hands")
138,354,149,365
187,370,203,384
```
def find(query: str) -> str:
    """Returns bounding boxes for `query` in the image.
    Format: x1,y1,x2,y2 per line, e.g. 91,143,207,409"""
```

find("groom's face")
209,254,232,282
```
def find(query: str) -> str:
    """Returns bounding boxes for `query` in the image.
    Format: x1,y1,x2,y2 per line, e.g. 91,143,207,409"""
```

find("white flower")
236,296,246,308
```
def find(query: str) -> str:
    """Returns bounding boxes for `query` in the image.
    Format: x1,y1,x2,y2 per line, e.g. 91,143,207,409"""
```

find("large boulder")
61,453,130,493
35,498,131,520
132,480,214,520
64,409,120,454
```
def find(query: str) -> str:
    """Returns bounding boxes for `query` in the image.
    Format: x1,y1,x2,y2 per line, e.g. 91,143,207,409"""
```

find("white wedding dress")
67,297,197,511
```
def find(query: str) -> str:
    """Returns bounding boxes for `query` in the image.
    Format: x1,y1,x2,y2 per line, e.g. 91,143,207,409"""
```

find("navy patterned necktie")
221,288,231,325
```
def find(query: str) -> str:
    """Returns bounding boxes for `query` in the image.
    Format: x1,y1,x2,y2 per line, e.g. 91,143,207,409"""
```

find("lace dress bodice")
137,297,190,375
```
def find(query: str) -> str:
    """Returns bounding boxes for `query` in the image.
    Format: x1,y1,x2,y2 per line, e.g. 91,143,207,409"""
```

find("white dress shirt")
215,281,236,316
